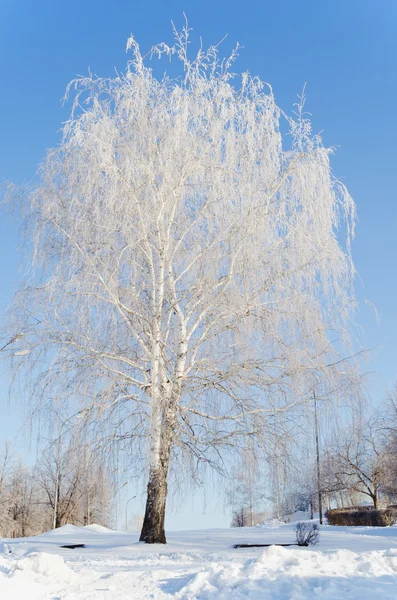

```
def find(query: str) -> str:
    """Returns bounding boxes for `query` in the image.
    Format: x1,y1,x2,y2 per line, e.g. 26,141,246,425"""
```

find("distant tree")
231,507,247,528
286,469,318,519
36,436,83,528
374,386,397,503
325,423,384,509
228,441,266,527
7,463,36,537
0,443,14,536
36,431,112,529
80,456,112,527
5,22,358,543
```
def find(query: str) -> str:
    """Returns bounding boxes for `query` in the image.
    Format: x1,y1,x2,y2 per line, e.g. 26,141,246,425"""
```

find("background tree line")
229,386,397,526
0,435,112,538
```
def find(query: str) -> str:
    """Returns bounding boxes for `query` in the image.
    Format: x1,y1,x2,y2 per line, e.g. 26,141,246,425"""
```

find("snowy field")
2,522,397,599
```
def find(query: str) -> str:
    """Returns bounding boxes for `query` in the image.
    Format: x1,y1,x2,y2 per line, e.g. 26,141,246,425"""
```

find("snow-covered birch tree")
5,23,358,543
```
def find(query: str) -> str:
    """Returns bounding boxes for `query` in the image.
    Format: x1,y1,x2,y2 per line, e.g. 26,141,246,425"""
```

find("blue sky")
1,0,396,529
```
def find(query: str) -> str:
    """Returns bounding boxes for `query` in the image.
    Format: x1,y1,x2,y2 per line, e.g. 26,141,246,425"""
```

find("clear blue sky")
1,0,396,529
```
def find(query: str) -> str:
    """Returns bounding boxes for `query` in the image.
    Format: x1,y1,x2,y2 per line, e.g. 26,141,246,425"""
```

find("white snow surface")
83,523,116,534
2,521,397,598
39,524,85,536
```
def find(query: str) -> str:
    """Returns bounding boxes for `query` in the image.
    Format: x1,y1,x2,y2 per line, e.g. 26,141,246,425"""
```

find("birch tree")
5,23,358,543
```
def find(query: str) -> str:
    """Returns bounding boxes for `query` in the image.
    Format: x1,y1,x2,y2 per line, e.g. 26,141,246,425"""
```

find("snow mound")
83,523,115,534
40,524,85,536
179,546,397,599
257,517,286,528
287,510,311,522
13,552,74,580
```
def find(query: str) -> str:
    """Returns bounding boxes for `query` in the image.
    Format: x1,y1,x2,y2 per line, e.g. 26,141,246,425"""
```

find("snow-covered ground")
2,521,397,598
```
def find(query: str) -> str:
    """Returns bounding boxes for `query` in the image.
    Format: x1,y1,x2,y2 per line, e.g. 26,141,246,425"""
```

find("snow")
287,509,311,522
83,523,116,534
38,524,85,536
2,522,397,598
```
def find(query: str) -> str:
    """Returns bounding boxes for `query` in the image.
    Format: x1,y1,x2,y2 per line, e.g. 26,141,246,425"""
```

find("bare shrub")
295,522,319,546
381,509,397,526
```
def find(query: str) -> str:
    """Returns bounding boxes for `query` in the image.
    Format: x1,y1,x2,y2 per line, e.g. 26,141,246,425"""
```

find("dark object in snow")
234,543,299,548
295,522,319,546
60,544,86,549
0,542,11,554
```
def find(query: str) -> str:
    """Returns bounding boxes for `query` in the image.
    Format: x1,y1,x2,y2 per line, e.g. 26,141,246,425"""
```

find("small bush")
295,522,319,546
326,506,397,527
382,509,397,526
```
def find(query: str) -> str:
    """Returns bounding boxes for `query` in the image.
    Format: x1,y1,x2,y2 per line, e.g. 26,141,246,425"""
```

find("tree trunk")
139,415,173,544
139,462,169,543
